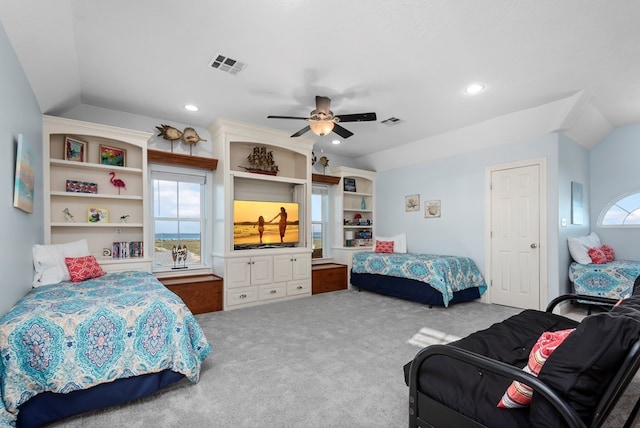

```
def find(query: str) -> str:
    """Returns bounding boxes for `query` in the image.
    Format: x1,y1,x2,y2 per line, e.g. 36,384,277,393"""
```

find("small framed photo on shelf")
344,177,356,192
88,207,109,223
66,180,98,194
99,144,126,167
64,137,87,162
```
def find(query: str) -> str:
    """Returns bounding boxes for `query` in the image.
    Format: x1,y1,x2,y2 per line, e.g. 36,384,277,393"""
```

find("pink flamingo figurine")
109,171,126,194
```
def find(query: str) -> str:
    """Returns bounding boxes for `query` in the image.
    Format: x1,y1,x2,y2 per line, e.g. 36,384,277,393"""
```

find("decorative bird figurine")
109,171,126,195
181,127,207,155
155,124,183,152
120,214,130,223
62,208,75,223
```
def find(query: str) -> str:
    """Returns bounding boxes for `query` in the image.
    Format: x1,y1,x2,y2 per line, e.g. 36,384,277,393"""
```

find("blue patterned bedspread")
0,271,211,426
351,252,487,306
569,260,640,300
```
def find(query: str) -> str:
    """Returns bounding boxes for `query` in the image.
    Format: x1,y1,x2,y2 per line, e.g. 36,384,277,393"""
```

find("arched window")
600,192,640,226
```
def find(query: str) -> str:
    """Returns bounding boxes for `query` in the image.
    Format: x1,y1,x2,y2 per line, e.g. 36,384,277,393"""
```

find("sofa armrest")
408,344,586,428
545,293,619,313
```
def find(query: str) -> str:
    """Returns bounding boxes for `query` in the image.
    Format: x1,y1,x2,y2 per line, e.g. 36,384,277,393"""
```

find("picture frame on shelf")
424,200,441,218
88,207,109,223
64,136,87,162
344,177,356,192
66,180,98,194
99,144,126,167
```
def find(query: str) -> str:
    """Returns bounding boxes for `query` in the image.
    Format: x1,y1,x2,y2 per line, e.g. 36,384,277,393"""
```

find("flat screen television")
233,200,299,249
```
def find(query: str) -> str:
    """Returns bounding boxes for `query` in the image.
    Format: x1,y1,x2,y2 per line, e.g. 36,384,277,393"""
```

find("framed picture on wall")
13,134,34,214
344,177,356,192
424,200,441,218
405,194,420,212
571,181,584,225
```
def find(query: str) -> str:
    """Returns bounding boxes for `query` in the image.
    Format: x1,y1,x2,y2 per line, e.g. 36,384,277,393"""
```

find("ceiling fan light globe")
309,120,334,136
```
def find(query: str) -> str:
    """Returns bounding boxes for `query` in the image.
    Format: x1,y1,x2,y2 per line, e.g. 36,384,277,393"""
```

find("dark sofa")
404,293,640,428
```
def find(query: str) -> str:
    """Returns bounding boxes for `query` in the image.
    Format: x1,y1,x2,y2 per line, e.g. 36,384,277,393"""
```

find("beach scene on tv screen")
234,200,299,245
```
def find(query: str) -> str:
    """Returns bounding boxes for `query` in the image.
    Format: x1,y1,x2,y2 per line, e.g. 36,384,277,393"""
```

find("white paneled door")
490,164,541,309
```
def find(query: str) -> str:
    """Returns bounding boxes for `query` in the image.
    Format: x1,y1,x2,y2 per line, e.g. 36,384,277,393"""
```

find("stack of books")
112,241,143,258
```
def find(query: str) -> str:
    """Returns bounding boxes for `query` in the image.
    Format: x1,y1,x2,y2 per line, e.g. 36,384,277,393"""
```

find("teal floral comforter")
569,260,640,300
0,271,211,426
352,252,487,306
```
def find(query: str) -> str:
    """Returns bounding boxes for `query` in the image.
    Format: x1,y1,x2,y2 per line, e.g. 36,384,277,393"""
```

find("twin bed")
350,251,487,307
0,270,211,427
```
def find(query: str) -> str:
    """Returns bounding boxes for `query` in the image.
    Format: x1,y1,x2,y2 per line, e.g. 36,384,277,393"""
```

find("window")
600,192,640,226
150,166,208,271
312,185,329,258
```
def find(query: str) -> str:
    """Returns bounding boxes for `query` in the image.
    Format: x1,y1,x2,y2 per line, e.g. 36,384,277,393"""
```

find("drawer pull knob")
270,289,277,294
296,285,303,290
239,294,247,299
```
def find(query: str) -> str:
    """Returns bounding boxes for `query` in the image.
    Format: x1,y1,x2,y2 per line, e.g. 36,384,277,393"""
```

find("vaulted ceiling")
2,1,640,159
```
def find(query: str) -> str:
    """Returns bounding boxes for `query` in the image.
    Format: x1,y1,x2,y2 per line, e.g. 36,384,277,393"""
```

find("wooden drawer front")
287,280,311,296
227,288,258,307
259,283,287,301
312,265,348,294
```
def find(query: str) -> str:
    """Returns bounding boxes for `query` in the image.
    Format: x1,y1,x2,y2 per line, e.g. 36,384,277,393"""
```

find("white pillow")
374,234,407,253
567,232,601,264
32,239,90,287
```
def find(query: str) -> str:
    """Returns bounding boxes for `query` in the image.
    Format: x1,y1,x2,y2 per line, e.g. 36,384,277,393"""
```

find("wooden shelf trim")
312,173,341,185
148,149,218,170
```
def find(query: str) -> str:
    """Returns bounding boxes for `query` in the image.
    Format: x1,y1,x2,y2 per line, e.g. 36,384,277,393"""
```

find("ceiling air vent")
209,53,246,75
381,117,402,126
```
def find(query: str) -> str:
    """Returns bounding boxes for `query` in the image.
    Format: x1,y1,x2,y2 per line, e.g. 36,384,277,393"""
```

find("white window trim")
598,190,640,228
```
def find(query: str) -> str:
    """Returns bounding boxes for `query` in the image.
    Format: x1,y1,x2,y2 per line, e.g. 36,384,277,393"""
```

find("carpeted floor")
48,289,639,427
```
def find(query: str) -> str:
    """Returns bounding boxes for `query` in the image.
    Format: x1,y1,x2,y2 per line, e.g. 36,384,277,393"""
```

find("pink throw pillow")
601,244,615,263
588,247,607,264
65,255,105,282
498,329,575,408
374,240,395,253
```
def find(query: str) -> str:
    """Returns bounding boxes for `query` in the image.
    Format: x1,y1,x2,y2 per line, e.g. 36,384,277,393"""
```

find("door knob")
530,243,538,249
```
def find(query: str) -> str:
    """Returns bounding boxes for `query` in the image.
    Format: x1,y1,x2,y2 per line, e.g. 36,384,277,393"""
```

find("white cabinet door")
226,257,252,288
273,254,294,283
250,256,273,285
291,253,311,281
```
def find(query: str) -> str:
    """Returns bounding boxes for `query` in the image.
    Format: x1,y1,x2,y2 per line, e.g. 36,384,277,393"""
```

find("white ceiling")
2,0,640,158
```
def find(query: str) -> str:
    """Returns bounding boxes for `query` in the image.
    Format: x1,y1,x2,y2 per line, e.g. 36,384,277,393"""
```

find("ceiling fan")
267,95,377,138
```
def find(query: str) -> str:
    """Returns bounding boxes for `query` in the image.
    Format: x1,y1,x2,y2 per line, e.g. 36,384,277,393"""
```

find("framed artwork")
99,144,126,167
13,134,34,214
88,207,109,223
424,200,441,218
405,194,420,212
571,181,584,225
344,177,356,192
64,136,87,162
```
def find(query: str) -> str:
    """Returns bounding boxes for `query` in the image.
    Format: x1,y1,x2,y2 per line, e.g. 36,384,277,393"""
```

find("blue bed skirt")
17,369,184,427
350,272,482,306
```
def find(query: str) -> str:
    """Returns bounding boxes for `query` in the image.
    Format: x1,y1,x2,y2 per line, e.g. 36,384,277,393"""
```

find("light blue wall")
558,134,590,293
591,124,640,260
375,133,563,301
0,23,43,316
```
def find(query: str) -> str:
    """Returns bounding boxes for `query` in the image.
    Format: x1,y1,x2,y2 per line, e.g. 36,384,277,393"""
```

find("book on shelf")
112,241,143,258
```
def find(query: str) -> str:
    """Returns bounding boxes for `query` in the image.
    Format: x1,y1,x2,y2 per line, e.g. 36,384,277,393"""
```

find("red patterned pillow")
498,328,574,408
588,247,607,264
65,255,105,282
601,244,615,263
374,240,395,253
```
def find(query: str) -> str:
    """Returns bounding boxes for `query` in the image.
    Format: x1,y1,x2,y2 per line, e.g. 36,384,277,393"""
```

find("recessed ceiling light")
464,83,485,95
331,139,341,145
184,104,199,112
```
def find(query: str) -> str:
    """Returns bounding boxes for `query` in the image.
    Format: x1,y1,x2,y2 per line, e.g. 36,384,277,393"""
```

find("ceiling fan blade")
315,96,332,115
332,123,354,139
267,115,309,120
336,112,377,122
291,125,311,137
